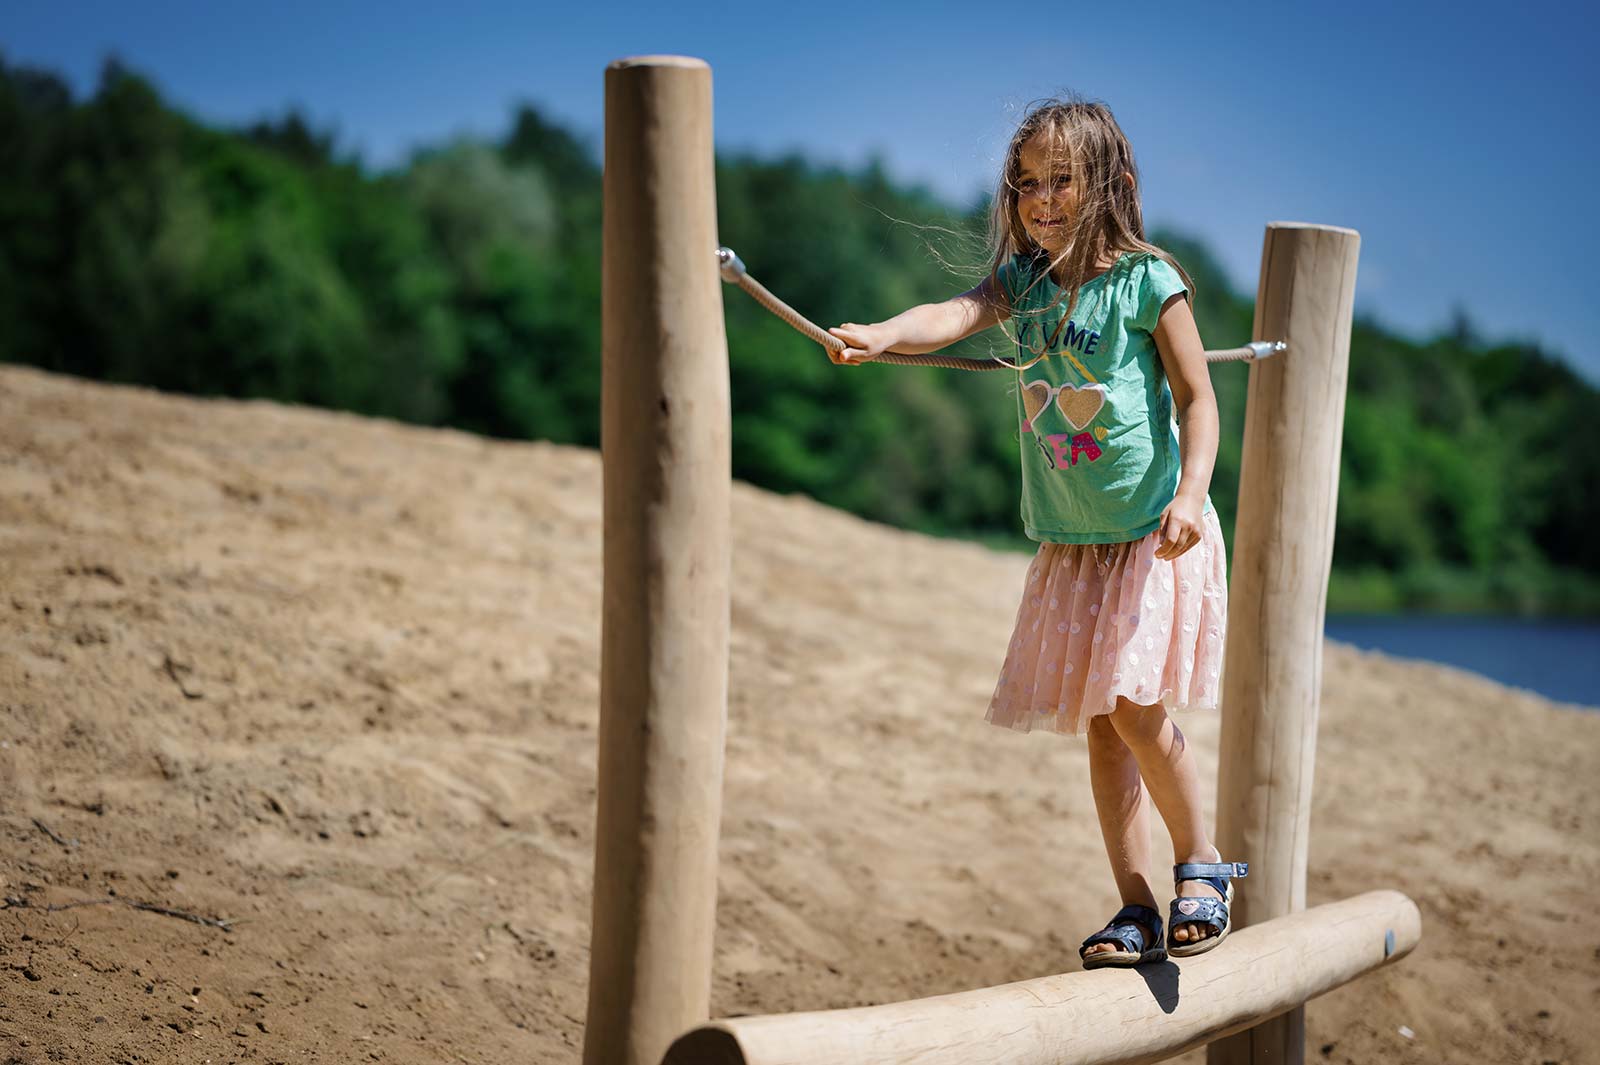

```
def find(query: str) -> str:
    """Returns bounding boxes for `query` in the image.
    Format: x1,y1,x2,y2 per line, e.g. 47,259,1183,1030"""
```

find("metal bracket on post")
716,246,746,283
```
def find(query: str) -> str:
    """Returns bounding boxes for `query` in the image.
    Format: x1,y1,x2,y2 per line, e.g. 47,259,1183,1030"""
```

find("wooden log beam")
583,55,732,1065
1210,222,1361,1065
662,890,1419,1065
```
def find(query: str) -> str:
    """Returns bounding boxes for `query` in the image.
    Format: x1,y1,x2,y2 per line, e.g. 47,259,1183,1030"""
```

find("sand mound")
1,364,1595,1065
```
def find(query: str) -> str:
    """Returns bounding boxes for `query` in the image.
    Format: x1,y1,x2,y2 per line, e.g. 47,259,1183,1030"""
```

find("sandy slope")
1,364,1595,1065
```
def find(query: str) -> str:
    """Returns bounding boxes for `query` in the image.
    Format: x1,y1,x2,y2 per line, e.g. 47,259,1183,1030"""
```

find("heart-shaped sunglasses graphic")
1021,380,1107,431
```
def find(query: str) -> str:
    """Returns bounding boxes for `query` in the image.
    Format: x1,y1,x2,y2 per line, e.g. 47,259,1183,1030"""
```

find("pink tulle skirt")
985,506,1229,736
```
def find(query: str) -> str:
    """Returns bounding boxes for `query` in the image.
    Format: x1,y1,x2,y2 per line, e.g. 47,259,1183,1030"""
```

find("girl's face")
1015,132,1077,252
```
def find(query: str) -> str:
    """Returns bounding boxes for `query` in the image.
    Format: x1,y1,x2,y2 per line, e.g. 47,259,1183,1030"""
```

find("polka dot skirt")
985,507,1228,736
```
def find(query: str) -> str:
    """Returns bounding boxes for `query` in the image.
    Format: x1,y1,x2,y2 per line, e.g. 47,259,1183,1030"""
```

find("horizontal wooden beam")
662,890,1419,1065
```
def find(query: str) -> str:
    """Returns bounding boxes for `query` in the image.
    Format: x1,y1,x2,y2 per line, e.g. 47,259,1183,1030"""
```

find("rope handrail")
716,246,1286,370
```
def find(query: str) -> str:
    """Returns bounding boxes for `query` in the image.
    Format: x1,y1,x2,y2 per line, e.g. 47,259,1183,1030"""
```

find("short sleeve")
1134,255,1190,333
995,254,1034,311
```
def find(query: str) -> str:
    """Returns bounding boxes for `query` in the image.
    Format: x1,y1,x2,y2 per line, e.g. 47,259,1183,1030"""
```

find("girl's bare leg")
1106,696,1223,944
1083,714,1159,956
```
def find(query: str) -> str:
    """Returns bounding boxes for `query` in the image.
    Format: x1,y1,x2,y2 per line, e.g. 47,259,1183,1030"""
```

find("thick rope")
716,247,1284,369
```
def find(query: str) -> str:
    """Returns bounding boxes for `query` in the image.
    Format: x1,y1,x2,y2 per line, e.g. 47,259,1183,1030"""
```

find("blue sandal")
1079,903,1166,969
1168,860,1248,957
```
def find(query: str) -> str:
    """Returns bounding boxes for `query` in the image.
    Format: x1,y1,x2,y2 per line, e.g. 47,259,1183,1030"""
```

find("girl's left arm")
1152,294,1219,561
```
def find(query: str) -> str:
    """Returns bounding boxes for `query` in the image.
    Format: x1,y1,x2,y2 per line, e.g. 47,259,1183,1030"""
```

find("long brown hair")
988,97,1193,325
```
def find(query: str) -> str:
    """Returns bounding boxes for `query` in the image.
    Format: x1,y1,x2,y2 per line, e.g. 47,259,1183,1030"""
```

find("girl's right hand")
827,322,895,365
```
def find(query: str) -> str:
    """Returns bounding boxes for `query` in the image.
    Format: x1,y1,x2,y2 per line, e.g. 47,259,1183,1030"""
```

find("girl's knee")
1108,697,1169,747
1086,712,1126,750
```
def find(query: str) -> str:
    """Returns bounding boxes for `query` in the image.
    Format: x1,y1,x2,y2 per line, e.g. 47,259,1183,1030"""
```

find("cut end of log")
609,55,711,71
663,1025,747,1065
1264,220,1361,238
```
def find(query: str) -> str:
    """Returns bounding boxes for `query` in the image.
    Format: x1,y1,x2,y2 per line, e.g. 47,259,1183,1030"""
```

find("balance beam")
662,890,1420,1065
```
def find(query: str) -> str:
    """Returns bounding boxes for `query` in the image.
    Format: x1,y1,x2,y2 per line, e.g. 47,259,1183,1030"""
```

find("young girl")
829,99,1245,968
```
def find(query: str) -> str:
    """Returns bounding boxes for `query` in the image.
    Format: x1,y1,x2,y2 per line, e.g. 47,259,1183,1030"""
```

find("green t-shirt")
997,250,1212,544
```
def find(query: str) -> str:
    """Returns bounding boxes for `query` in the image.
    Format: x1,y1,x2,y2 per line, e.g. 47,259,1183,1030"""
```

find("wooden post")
662,891,1420,1065
583,56,731,1065
1209,222,1360,1065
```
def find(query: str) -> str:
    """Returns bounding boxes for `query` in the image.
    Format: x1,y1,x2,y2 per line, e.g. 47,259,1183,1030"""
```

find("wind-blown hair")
988,97,1193,325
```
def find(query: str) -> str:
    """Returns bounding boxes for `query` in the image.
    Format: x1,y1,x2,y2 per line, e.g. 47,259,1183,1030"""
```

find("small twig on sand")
126,900,233,931
161,653,204,700
1,894,233,932
51,915,82,948
1,896,115,916
30,818,73,848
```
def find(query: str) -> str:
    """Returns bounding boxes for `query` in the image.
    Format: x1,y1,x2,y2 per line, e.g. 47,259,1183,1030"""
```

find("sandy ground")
1,363,1596,1065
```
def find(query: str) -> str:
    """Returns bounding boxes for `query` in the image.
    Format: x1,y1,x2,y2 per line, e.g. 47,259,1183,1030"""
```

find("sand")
1,363,1596,1065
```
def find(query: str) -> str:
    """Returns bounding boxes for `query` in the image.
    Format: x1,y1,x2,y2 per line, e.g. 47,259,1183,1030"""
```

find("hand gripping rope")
716,246,1286,369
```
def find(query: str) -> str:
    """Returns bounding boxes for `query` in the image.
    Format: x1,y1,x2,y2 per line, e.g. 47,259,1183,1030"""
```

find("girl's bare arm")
828,275,1010,364
1153,293,1219,508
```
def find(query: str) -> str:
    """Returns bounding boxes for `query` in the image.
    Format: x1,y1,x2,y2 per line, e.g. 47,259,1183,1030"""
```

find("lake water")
1322,614,1600,710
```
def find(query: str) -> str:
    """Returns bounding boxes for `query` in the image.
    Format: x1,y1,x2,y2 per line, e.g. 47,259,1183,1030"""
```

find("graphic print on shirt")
1021,379,1105,431
1015,313,1110,472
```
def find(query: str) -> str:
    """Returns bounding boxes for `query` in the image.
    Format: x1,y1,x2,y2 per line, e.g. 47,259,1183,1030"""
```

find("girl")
828,99,1245,968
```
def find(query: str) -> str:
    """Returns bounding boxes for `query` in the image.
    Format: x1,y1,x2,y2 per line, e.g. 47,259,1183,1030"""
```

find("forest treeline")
3,58,1596,613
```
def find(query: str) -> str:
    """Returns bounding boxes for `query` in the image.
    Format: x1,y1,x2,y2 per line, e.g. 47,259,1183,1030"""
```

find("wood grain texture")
585,55,732,1065
663,891,1419,1065
1209,223,1361,1065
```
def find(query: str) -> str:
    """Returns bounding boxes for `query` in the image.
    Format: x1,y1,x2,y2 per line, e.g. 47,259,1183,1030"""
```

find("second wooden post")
1210,222,1360,1065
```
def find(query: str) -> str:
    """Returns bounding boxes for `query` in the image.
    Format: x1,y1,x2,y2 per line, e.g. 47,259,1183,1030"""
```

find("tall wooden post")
583,56,731,1065
1209,223,1360,1065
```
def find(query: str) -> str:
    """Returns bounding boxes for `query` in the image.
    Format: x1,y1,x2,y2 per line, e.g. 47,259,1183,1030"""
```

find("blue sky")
5,1,1598,380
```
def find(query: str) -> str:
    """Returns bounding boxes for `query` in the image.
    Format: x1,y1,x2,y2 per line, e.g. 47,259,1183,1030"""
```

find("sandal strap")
1173,861,1248,882
1168,895,1230,934
1080,904,1164,955
1186,876,1228,898
1112,903,1163,939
